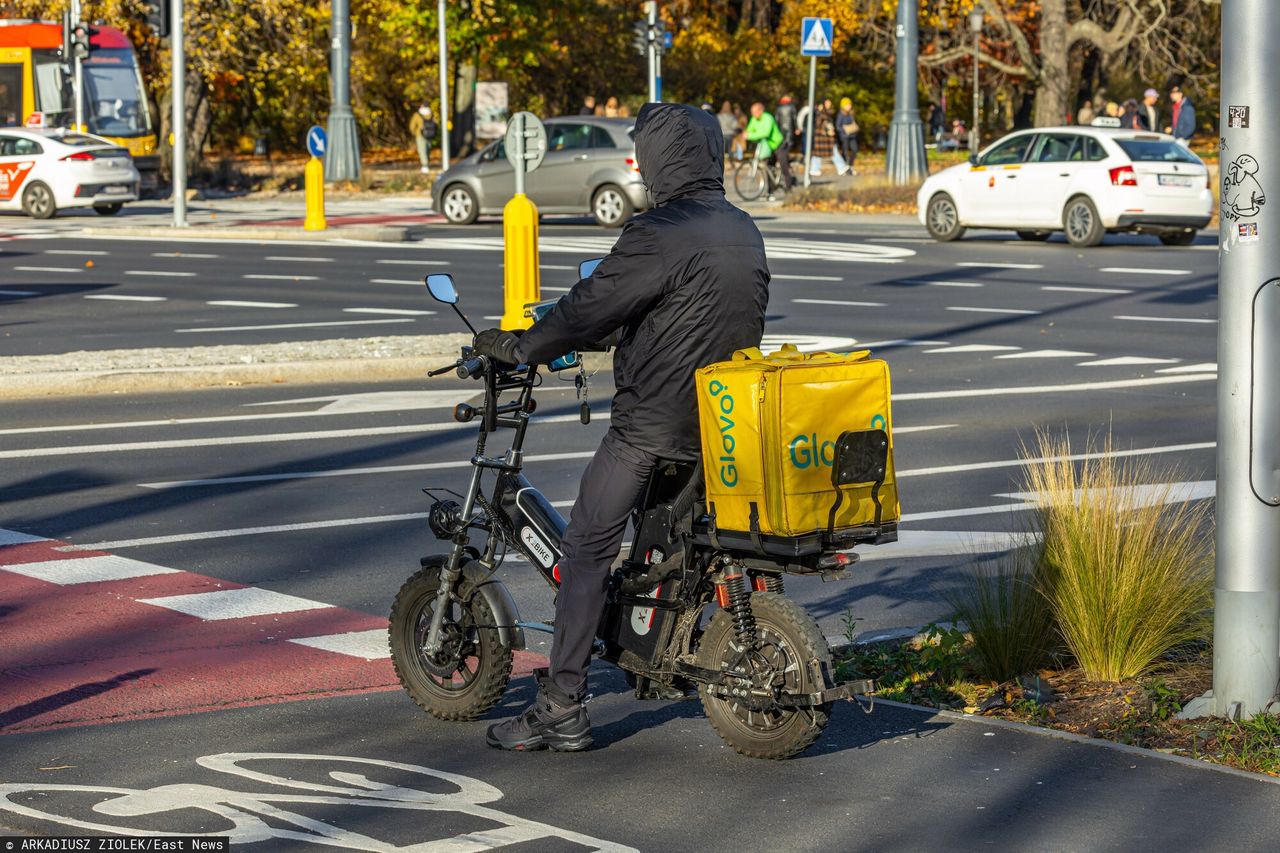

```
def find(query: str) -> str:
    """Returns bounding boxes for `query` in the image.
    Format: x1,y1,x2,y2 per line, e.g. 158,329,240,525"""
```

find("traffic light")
630,18,668,56
143,1,171,38
70,23,93,60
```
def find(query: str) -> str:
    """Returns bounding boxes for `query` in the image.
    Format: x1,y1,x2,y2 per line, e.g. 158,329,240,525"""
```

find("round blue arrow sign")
306,125,327,158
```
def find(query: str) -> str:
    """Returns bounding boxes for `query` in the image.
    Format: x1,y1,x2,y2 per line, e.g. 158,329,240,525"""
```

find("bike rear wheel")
696,592,833,759
734,161,768,201
390,558,513,721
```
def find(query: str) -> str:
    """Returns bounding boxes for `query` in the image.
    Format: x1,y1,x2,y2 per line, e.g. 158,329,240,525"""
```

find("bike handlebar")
456,357,486,380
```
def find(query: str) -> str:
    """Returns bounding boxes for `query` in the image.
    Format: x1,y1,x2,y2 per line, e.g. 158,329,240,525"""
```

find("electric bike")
389,268,896,759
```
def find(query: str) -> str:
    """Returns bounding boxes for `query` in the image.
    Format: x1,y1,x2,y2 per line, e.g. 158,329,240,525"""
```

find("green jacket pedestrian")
745,103,784,159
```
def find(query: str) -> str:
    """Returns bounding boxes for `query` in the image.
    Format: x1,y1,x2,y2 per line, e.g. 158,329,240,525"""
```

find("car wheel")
1063,196,1104,248
1159,230,1197,247
94,203,124,216
592,184,633,228
440,184,479,225
1016,230,1051,242
925,193,965,242
21,182,57,220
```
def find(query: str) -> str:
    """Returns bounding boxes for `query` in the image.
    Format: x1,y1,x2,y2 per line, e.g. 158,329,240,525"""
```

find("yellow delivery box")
695,344,898,538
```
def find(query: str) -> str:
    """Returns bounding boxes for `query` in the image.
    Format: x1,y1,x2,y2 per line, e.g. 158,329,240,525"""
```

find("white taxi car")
0,128,140,219
918,123,1213,247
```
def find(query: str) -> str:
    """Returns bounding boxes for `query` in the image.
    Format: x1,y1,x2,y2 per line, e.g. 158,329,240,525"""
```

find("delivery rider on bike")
470,102,771,751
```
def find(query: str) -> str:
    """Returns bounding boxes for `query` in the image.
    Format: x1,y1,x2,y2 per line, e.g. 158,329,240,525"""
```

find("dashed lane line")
897,441,1215,479
994,349,1094,360
946,306,1042,315
44,249,109,255
13,265,80,273
174,318,413,333
893,373,1215,401
126,270,197,277
792,298,886,307
84,294,168,302
954,262,1044,270
1114,314,1217,324
902,280,984,288
265,256,334,263
152,252,219,258
1042,285,1133,295
375,258,450,266
342,307,436,316
58,513,430,552
1100,267,1192,275
774,274,843,281
1158,363,1217,374
242,274,320,281
923,344,1021,354
1078,356,1181,367
207,300,299,309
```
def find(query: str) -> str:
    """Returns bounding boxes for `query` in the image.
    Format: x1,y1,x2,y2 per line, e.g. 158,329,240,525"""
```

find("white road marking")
1078,356,1180,366
900,503,1035,523
898,441,1214,479
1,555,177,584
774,274,843,281
540,286,572,293
894,424,958,434
1100,267,1191,275
856,530,1027,561
867,237,933,243
138,587,330,620
125,270,197,277
152,251,219,258
290,629,391,660
84,294,167,302
1042,285,1133,295
1114,314,1217,324
207,300,298,309
946,306,1042,315
174,318,413,333
1157,362,1217,374
894,373,1215,401
994,349,1093,360
265,256,334,263
242,274,319,281
369,279,423,285
140,450,599,489
792,298,886,307
0,289,38,296
923,344,1021,354
44,249,108,255
342,307,436,316
0,528,46,546
375,258,450,266
759,334,858,353
858,338,948,348
998,480,1215,507
902,280,984,288
955,262,1043,270
59,513,430,551
539,264,575,270
14,266,79,273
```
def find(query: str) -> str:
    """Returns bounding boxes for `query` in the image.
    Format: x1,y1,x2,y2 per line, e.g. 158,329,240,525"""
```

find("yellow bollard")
304,156,326,231
501,192,540,329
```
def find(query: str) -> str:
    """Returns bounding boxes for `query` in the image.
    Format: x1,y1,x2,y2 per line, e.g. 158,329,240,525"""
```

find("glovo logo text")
708,379,738,487
789,434,836,469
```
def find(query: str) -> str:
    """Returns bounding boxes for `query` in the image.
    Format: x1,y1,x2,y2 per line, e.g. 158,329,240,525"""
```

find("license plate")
106,185,128,193
1158,174,1195,188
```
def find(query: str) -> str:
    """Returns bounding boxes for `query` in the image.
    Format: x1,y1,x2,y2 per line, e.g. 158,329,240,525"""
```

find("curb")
80,224,412,243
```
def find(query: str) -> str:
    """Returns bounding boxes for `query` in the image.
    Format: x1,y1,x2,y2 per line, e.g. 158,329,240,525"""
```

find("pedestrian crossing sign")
801,17,833,56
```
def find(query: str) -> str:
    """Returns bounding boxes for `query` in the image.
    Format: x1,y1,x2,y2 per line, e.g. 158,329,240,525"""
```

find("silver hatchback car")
431,117,648,228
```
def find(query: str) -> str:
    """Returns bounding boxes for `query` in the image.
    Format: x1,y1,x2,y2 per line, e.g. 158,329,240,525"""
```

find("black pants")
548,429,663,699
775,139,794,193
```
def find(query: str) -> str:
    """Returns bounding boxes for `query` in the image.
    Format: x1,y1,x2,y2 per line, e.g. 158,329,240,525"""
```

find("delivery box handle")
826,429,889,541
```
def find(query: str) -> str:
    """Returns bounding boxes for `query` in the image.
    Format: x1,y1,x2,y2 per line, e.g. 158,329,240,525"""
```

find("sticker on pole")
504,111,547,173
306,125,327,158
801,17,833,56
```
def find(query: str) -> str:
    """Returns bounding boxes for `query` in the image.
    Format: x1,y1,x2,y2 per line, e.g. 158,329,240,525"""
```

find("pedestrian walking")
774,95,797,182
409,104,438,174
835,97,859,175
717,100,737,157
1076,100,1095,126
1138,88,1160,132
928,101,946,144
809,103,838,176
1120,98,1142,130
579,95,597,116
1165,85,1196,143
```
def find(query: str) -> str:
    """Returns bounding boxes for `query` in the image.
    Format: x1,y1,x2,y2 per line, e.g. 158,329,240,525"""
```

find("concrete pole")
324,0,361,182
437,0,450,170
803,55,816,188
885,0,926,184
1194,0,1280,720
645,2,658,103
170,0,186,227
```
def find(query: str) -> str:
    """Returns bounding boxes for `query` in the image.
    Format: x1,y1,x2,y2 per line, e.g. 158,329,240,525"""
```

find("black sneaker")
486,669,592,752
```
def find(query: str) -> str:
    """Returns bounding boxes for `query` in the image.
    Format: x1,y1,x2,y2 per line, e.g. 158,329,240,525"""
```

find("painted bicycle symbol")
0,752,637,852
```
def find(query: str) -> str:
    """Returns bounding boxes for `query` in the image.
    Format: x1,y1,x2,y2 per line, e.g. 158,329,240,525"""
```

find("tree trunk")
1034,0,1070,127
739,0,771,33
452,59,478,157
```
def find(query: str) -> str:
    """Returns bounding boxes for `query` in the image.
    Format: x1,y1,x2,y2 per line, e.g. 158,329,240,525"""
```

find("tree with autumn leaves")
0,0,1219,165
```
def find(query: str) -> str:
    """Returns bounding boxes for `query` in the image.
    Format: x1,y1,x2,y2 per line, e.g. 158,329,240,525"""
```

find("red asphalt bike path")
0,529,543,735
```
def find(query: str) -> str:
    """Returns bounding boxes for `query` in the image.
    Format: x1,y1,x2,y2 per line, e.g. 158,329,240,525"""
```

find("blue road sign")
800,17,833,57
306,125,327,158
662,30,673,49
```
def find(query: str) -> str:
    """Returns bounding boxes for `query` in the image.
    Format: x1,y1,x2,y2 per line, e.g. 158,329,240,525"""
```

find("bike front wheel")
390,557,513,721
734,161,768,201
696,592,833,759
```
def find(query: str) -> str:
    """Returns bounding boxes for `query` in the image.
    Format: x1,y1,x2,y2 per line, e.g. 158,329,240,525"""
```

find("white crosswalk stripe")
415,235,914,264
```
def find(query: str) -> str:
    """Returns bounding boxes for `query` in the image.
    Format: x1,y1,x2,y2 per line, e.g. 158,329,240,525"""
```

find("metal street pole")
803,55,816,188
437,0,450,170
645,1,658,103
1185,0,1280,721
325,0,361,182
969,10,983,153
170,0,186,227
886,0,926,184
70,0,83,130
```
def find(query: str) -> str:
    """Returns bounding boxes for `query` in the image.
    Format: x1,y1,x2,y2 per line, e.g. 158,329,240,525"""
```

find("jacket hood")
633,103,725,206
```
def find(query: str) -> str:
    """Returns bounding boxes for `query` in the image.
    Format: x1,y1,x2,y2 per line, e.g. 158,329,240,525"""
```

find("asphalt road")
0,211,1242,847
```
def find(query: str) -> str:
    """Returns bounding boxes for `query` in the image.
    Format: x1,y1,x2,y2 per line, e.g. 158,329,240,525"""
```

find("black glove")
473,328,522,366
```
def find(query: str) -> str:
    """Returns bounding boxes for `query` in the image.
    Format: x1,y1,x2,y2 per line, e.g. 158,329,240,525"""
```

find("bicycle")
733,144,796,202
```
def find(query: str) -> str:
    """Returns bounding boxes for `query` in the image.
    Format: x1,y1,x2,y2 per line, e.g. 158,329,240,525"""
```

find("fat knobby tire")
697,591,834,759
389,558,513,721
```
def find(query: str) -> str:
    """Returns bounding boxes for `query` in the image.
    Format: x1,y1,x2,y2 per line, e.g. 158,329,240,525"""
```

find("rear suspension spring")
722,570,757,649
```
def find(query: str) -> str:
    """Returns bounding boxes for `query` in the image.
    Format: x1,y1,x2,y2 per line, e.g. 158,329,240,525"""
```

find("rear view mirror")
578,257,604,279
425,273,458,304
968,153,979,166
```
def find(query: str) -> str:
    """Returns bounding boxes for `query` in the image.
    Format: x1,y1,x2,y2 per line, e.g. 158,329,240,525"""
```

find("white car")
0,128,140,219
917,125,1213,247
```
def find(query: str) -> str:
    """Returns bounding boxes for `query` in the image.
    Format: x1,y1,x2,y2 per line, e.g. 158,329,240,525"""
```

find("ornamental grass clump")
1026,431,1213,682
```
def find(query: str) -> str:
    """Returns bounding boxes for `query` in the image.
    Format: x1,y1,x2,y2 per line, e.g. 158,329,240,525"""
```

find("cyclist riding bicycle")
744,102,791,194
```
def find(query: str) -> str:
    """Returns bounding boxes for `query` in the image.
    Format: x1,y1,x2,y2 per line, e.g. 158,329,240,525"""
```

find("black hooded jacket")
515,103,770,460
